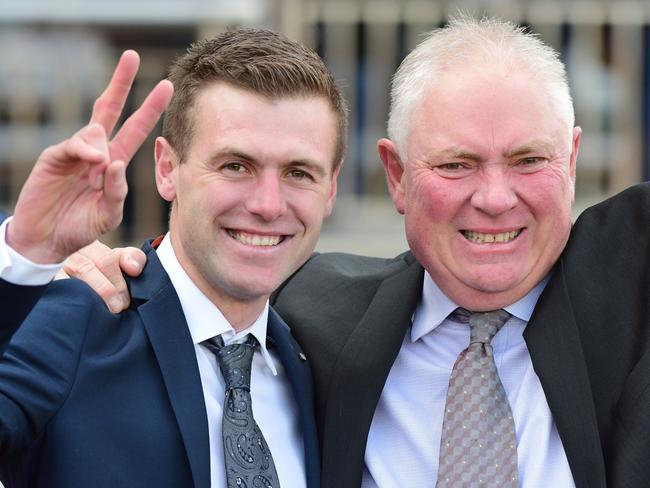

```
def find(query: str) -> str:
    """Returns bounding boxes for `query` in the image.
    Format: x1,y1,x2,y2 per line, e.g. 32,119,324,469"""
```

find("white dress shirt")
0,218,64,285
362,272,575,488
0,221,306,488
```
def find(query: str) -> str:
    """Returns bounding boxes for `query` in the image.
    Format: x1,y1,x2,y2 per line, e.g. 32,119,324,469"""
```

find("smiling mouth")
461,229,523,244
227,229,286,247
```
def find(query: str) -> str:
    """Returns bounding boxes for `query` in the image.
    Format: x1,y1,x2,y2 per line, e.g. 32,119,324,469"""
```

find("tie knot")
202,334,258,391
449,308,511,345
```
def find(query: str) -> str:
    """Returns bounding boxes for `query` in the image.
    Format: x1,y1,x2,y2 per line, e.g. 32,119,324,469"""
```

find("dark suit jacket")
273,182,650,488
0,243,320,488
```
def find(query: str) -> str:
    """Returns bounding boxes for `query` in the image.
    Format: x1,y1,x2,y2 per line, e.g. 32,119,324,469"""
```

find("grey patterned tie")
202,335,280,488
436,309,518,487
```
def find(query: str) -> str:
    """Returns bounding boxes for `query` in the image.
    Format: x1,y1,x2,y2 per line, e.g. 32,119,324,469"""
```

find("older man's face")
380,69,581,310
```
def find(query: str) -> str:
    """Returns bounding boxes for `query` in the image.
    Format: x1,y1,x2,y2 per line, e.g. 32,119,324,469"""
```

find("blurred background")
2,0,649,257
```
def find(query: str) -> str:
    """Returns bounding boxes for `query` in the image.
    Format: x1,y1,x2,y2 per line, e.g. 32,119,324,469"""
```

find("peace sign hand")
7,50,173,264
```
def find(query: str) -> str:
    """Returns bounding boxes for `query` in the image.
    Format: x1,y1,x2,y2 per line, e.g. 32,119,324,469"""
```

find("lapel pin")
298,352,307,362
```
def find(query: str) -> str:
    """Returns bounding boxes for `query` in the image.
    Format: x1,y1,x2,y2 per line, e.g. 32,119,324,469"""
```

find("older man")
0,29,347,487
276,17,584,486
273,17,646,488
18,17,650,488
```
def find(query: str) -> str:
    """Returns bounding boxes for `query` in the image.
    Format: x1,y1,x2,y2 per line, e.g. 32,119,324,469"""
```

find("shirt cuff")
0,217,64,285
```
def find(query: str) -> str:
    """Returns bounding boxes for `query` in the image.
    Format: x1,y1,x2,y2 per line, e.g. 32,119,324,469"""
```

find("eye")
440,163,463,171
287,169,314,181
514,156,547,173
222,162,248,173
433,161,473,178
520,157,543,165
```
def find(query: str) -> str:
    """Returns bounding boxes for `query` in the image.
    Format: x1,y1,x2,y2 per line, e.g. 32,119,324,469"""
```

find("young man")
0,29,347,488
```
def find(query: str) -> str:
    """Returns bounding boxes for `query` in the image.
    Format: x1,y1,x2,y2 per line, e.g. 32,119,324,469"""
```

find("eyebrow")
435,147,482,162
503,140,555,159
430,140,556,162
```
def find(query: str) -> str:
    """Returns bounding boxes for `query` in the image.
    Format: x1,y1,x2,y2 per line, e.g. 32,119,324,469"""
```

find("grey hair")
387,15,575,159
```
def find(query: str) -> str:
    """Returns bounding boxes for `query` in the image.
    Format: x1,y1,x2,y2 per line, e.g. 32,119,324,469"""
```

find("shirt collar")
156,233,277,375
503,274,550,322
411,271,551,342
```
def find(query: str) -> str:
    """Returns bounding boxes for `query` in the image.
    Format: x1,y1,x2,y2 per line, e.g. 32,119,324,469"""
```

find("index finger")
89,50,140,135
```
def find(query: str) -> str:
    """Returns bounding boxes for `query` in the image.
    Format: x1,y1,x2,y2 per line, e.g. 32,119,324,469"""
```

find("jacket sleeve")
0,279,91,458
0,279,48,353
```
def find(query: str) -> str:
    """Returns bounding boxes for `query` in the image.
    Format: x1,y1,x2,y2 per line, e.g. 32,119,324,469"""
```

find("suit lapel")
524,259,606,488
321,259,424,487
267,308,320,488
131,246,211,488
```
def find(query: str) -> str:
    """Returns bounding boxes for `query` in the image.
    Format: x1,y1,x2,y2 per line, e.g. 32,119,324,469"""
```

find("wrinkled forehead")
407,67,573,153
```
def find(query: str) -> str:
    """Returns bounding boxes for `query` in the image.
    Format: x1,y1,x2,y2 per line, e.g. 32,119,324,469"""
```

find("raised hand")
6,50,173,264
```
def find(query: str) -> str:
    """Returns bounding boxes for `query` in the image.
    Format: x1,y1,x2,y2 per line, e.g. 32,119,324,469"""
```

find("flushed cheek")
525,167,574,201
522,188,573,235
403,194,456,257
409,202,464,252
407,178,452,217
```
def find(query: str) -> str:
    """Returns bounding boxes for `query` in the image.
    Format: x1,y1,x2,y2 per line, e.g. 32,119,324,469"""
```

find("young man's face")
157,82,339,318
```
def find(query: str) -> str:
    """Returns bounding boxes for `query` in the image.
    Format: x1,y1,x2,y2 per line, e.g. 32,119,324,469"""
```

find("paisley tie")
203,334,281,488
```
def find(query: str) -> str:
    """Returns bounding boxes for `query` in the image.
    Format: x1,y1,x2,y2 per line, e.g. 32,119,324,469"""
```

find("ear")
324,165,340,218
569,126,582,202
155,137,179,202
378,138,406,214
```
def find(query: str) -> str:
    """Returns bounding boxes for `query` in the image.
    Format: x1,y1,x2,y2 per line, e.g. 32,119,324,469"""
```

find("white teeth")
228,230,282,246
462,229,521,244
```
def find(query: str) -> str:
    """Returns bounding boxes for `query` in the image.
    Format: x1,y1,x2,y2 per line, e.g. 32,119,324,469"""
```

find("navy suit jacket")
0,243,320,487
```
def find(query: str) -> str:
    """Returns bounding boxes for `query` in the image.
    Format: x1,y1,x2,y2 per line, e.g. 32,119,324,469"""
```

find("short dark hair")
163,28,348,169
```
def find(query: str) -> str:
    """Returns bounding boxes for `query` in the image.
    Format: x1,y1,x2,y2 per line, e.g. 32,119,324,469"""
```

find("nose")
245,173,287,221
470,168,517,216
